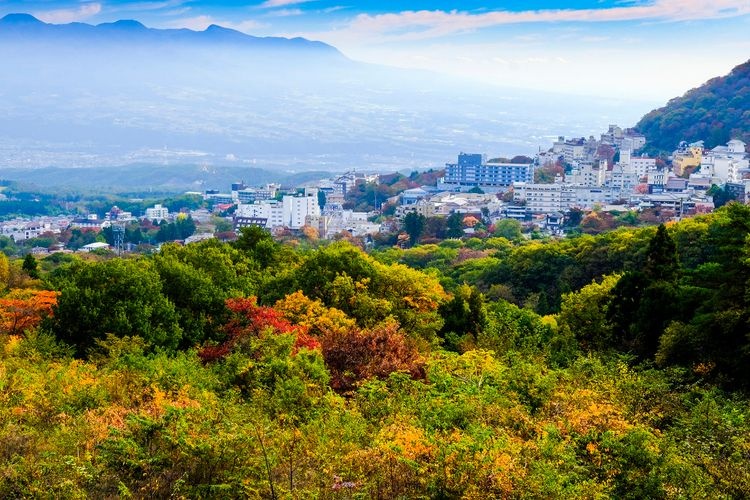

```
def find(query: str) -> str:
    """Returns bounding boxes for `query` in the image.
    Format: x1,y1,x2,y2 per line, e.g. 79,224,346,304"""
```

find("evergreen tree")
644,224,678,281
446,212,464,238
403,212,426,246
22,253,39,279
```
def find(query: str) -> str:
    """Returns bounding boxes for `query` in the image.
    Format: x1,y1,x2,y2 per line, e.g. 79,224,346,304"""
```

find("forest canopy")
1,210,750,497
636,58,750,152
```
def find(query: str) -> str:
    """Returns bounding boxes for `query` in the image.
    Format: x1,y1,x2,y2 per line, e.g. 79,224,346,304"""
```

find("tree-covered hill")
636,58,750,152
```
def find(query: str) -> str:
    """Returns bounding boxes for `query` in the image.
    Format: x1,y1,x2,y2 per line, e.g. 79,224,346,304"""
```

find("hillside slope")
636,59,750,152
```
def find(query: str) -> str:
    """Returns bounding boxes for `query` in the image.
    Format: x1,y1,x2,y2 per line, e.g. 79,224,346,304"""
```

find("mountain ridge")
0,13,344,57
635,58,750,153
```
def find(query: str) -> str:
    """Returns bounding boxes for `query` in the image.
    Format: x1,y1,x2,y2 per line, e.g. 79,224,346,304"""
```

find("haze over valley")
0,13,649,185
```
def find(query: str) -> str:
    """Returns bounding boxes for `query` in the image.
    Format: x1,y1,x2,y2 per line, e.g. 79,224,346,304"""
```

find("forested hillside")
2,208,750,497
636,58,750,152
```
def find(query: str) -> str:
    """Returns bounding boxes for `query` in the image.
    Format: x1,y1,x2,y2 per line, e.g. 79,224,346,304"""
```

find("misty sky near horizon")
1,0,749,100
0,1,748,176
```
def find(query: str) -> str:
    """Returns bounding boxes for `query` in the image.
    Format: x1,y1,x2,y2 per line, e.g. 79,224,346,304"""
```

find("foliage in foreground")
1,213,750,497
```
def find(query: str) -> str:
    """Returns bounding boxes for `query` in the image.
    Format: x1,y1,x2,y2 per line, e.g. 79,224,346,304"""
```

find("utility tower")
112,224,125,256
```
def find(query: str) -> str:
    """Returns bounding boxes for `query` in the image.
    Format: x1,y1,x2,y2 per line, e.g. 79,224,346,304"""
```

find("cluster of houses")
401,126,745,229
212,172,383,239
0,203,181,252
200,126,750,240
517,135,746,221
3,124,748,249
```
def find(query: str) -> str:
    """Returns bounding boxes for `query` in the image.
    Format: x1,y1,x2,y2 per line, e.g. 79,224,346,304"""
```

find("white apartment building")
513,183,613,213
145,204,169,222
514,183,564,213
698,139,748,184
619,150,656,178
568,162,606,187
629,157,657,179
552,137,586,163
236,188,320,230
607,164,641,193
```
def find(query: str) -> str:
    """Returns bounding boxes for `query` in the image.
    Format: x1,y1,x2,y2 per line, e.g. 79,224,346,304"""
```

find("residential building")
699,139,748,184
513,182,612,213
672,141,703,176
401,187,429,205
235,188,320,230
568,161,606,187
608,164,640,194
441,153,534,191
552,137,586,163
145,204,169,222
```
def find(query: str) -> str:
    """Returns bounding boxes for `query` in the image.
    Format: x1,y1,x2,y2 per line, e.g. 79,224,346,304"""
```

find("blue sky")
2,1,750,100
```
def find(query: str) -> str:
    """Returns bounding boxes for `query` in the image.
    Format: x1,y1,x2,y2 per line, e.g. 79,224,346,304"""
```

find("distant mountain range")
636,59,750,153
0,13,648,187
0,164,333,193
0,13,343,56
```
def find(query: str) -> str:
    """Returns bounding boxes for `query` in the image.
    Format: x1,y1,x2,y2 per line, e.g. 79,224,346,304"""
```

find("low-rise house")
80,242,110,252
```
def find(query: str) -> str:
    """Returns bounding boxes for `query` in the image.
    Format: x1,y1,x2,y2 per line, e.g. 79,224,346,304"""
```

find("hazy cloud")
265,8,305,17
112,1,188,12
34,2,102,24
311,0,750,44
259,0,316,8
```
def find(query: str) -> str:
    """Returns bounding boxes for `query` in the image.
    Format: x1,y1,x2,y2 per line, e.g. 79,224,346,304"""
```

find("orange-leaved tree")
0,289,59,335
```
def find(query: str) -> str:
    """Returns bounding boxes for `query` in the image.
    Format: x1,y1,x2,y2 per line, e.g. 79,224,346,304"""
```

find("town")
1,124,748,255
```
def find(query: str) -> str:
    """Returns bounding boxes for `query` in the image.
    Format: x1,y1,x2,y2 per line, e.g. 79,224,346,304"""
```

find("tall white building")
145,204,169,222
236,188,320,229
569,162,606,187
700,140,748,184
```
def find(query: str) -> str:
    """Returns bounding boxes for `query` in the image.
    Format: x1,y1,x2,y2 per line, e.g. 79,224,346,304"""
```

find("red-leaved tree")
199,297,320,362
320,320,425,393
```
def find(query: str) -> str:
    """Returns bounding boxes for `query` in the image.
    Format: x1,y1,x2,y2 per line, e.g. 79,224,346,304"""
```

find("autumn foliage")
199,296,320,361
321,320,425,393
0,289,59,336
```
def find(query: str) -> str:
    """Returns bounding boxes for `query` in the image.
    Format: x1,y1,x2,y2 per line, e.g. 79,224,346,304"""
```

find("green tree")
493,219,523,241
608,225,679,357
22,253,39,279
438,285,487,351
644,224,678,281
557,274,620,351
446,213,464,238
48,259,182,355
403,212,426,246
0,252,9,288
317,190,327,211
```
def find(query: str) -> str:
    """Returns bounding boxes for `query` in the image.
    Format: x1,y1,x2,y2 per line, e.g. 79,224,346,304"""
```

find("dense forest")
2,205,750,497
636,58,750,152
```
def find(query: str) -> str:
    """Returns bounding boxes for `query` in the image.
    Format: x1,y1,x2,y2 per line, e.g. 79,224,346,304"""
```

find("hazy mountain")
0,13,343,56
0,14,651,179
0,164,334,193
636,59,750,153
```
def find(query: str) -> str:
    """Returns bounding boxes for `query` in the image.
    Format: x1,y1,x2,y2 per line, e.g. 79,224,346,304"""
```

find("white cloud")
303,0,750,45
259,0,316,8
264,8,305,17
112,1,188,12
34,2,102,24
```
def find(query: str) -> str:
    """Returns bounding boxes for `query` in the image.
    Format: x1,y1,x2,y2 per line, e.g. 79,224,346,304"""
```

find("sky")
2,1,750,101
